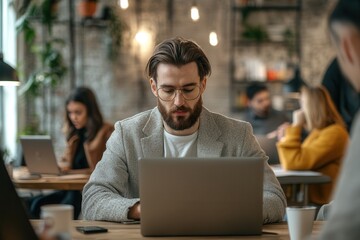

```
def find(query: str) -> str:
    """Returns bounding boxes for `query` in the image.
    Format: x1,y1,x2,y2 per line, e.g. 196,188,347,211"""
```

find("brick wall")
18,0,338,156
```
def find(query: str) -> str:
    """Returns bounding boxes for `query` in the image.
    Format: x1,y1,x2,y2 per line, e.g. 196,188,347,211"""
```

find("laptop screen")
20,135,62,175
0,157,39,240
139,157,264,236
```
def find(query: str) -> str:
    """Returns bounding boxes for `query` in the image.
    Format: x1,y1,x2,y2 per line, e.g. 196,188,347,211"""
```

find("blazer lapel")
197,108,224,157
141,108,164,158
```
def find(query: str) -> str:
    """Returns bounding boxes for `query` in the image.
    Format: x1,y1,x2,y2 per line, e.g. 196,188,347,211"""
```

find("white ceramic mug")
286,206,316,240
40,204,73,239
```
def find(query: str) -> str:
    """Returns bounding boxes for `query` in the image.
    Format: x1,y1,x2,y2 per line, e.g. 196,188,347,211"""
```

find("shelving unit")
229,0,302,113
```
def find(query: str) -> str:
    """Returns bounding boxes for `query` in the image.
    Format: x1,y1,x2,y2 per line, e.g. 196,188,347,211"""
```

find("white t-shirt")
163,130,198,157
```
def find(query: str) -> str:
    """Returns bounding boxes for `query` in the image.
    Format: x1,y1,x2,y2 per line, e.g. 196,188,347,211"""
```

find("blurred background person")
322,57,360,132
319,0,360,238
276,85,349,206
28,86,114,219
243,83,288,136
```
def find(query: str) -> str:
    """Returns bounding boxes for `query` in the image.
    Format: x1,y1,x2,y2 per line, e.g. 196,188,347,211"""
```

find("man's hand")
128,202,141,220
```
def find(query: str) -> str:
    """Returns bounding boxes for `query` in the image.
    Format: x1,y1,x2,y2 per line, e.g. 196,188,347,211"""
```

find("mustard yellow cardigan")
276,124,349,205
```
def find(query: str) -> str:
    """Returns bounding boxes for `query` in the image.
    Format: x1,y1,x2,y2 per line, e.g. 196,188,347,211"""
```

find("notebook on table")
19,135,88,179
139,157,264,237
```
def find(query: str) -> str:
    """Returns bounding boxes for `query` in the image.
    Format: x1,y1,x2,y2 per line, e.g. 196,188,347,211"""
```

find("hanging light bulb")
190,3,200,21
209,32,218,46
119,0,129,9
135,30,151,46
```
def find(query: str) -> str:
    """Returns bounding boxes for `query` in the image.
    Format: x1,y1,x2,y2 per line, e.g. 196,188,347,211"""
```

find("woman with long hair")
277,85,349,205
60,86,114,173
29,86,114,219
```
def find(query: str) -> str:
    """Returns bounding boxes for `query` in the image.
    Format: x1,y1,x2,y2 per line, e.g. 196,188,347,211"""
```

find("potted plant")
97,5,128,60
78,0,98,19
16,0,67,134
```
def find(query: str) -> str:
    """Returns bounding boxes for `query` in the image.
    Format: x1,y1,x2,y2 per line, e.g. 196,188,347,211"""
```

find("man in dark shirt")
242,83,288,136
322,57,360,132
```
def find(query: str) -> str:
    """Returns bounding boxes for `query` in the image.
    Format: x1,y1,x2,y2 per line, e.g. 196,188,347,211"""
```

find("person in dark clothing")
322,57,360,132
29,87,114,219
242,83,289,136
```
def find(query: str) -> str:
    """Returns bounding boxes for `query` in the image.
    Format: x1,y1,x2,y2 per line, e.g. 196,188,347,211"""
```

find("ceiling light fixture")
119,0,129,10
190,2,200,21
209,32,218,46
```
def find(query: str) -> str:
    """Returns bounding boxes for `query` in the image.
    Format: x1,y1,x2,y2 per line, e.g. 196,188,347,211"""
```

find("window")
1,0,18,160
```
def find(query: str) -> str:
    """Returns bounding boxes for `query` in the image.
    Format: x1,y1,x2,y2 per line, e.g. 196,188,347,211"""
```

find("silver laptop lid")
256,136,279,165
139,157,264,236
20,135,61,175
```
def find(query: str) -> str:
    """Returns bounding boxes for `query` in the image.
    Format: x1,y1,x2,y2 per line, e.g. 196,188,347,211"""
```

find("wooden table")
12,165,330,204
31,220,324,239
12,167,89,190
13,177,88,190
272,165,331,205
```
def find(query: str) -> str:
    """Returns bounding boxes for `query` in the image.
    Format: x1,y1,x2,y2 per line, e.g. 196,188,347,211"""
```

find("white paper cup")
40,204,73,239
286,206,316,240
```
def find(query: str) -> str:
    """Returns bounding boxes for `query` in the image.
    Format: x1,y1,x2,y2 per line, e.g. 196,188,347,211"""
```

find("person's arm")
127,201,141,220
240,123,287,224
59,136,77,172
319,114,360,239
81,122,140,222
276,124,348,170
84,123,115,172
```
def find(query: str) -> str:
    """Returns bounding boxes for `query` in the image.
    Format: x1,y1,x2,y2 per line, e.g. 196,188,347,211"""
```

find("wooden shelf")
233,5,300,11
229,0,302,113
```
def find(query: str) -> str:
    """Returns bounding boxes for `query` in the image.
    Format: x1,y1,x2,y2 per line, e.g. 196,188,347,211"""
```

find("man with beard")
243,83,288,136
82,37,286,223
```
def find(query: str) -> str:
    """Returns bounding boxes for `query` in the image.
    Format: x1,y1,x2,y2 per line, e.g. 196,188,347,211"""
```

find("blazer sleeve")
276,124,348,170
82,122,140,222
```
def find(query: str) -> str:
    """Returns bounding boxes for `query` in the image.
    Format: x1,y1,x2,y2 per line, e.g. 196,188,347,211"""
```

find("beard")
255,105,271,118
262,105,271,116
158,97,203,131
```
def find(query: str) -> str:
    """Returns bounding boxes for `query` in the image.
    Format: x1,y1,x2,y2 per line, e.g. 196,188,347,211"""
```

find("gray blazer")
82,107,286,223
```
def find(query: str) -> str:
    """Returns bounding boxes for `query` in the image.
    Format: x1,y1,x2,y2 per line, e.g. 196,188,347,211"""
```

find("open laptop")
0,156,39,240
20,135,68,177
256,136,280,165
20,135,63,175
139,157,264,237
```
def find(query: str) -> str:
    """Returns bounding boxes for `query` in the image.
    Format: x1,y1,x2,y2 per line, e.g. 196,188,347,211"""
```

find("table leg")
303,184,309,205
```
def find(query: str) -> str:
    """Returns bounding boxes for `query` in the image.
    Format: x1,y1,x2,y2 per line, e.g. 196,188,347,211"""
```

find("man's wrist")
127,201,141,220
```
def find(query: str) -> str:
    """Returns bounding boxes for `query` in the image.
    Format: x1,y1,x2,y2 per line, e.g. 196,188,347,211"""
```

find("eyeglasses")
156,85,201,101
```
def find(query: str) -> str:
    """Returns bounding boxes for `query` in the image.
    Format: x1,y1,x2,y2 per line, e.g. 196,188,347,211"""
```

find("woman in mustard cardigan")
29,87,114,219
276,85,349,205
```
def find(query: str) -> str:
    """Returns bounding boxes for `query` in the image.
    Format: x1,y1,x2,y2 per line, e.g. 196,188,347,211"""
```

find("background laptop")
139,157,264,237
20,135,64,176
256,136,280,165
0,155,39,240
